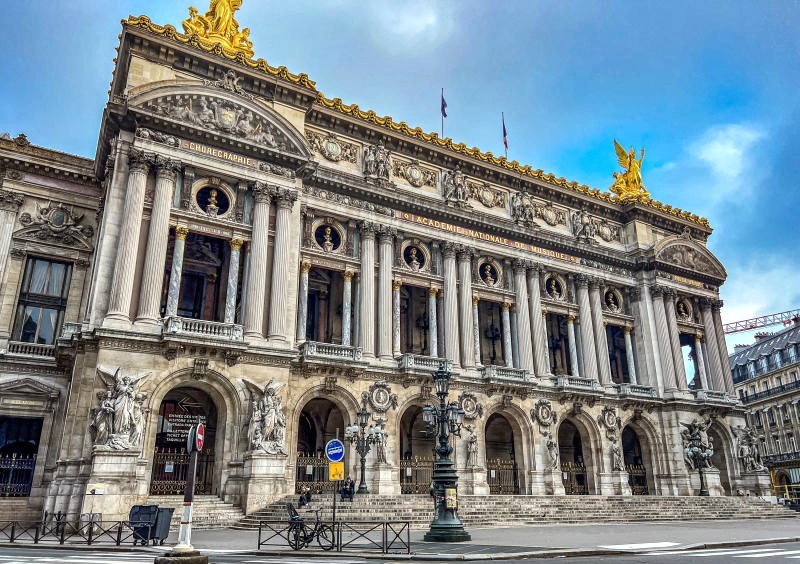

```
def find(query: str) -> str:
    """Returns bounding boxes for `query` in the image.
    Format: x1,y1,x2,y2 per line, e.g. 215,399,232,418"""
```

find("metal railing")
257,519,410,554
741,379,800,404
0,519,150,546
5,342,56,358
399,456,434,494
764,451,800,465
163,316,244,341
774,484,800,502
300,341,363,362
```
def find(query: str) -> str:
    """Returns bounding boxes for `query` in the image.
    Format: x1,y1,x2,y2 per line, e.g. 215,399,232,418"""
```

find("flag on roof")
441,89,448,118
502,113,508,151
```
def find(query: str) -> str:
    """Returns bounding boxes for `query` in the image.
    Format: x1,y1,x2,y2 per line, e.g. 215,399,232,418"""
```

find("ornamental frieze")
468,180,506,209
392,159,437,188
306,130,358,164
16,202,94,250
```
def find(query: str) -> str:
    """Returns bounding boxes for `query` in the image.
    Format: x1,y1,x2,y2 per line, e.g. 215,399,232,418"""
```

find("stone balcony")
692,389,736,404
480,364,531,383
299,341,363,363
398,353,450,374
3,341,56,359
618,383,658,398
162,316,244,343
553,375,601,392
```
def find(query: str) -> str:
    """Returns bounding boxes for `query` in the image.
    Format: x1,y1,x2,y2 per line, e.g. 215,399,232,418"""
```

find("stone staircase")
146,495,245,530
234,494,799,530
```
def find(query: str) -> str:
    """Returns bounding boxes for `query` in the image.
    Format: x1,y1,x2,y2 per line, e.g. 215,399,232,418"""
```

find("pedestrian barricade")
0,517,151,546
257,518,410,554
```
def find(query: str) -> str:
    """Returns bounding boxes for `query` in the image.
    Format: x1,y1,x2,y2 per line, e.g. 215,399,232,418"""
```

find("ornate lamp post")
422,363,471,542
345,400,378,494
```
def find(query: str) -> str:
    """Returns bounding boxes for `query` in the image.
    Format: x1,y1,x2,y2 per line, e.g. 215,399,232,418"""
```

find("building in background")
0,1,765,523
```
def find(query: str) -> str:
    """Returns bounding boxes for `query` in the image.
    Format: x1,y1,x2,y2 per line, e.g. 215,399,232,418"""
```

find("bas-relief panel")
305,128,361,175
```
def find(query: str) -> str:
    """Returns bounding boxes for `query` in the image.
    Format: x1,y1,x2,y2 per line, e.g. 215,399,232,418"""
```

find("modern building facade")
731,323,800,491
0,2,767,521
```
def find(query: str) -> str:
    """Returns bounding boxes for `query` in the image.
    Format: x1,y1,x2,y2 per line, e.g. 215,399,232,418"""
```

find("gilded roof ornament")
182,0,254,59
610,139,650,202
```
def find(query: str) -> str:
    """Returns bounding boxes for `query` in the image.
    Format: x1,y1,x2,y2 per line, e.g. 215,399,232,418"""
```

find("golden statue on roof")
182,0,254,59
610,140,650,202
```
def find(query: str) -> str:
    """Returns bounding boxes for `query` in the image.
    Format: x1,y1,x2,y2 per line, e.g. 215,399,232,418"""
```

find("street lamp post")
345,400,378,494
422,363,471,542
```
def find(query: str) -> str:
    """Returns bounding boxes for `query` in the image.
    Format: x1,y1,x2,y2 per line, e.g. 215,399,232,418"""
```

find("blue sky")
1,1,798,348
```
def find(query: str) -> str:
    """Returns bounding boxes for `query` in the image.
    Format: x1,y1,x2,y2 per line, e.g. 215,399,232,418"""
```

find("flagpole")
441,88,444,138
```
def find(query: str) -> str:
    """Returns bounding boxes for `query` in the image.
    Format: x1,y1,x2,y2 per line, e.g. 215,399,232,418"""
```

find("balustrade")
300,341,363,362
6,342,55,358
162,316,244,342
481,365,529,382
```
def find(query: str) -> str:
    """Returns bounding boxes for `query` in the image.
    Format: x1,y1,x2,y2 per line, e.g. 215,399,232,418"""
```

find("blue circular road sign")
325,439,345,463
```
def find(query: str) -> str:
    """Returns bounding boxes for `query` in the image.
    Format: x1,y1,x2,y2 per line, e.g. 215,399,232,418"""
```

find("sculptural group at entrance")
246,380,288,454
91,368,149,450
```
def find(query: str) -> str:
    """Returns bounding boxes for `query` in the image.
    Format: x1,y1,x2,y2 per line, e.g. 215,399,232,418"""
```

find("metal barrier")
0,520,150,546
257,520,410,554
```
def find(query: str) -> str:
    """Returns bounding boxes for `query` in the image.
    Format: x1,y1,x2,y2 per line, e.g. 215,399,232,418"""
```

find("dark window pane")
18,306,40,343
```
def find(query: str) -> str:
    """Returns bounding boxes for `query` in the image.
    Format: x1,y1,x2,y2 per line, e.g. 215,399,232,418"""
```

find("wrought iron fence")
295,453,335,494
0,519,150,546
626,464,650,495
399,456,433,494
150,448,214,495
257,519,410,554
561,461,588,495
487,458,520,495
0,454,36,497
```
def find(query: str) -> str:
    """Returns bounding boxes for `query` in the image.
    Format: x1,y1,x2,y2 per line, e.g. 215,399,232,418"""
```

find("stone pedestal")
612,471,632,495
739,471,772,496
529,469,566,495
84,449,147,521
458,468,489,495
242,452,290,515
688,467,724,496
370,464,399,494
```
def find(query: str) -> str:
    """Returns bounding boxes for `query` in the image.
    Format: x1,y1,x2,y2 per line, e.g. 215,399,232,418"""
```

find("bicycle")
287,505,335,551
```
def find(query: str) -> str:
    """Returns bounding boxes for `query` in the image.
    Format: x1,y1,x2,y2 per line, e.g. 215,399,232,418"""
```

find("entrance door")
150,388,217,495
559,420,588,495
622,426,650,495
296,398,346,494
0,417,43,497
398,406,434,494
485,414,520,494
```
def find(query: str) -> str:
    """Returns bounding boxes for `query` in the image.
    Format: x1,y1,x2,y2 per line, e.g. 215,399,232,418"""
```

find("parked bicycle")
286,504,334,551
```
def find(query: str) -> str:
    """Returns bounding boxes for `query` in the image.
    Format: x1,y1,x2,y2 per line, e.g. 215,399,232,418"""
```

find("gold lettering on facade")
673,275,703,288
180,140,258,168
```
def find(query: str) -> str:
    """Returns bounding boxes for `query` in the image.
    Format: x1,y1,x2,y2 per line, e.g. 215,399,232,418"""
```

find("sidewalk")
174,518,800,559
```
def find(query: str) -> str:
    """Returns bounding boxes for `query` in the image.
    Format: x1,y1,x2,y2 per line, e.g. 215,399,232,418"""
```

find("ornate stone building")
0,2,766,521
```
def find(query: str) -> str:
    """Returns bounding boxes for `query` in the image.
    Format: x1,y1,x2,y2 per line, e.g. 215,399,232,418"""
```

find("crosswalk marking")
600,541,681,550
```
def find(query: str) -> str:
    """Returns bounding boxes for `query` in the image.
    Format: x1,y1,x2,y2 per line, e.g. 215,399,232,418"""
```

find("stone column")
472,295,481,367
501,302,514,368
513,260,534,373
359,222,376,357
623,326,638,385
105,150,151,324
244,183,272,340
542,310,551,372
457,247,475,369
267,188,297,342
428,288,439,358
165,226,188,317
589,280,613,386
712,300,735,394
664,290,688,390
700,298,726,392
378,229,395,359
0,189,24,284
353,277,361,347
442,243,460,367
651,286,678,391
223,238,243,324
341,269,353,346
296,260,311,343
567,314,580,377
575,275,598,380
392,279,402,358
527,266,549,377
135,157,179,326
695,333,710,390
630,286,662,391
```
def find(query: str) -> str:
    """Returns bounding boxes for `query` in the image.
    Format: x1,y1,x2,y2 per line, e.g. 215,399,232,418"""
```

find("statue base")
689,467,724,496
83,449,146,521
739,471,772,496
457,468,488,495
242,452,289,514
370,463,398,494
599,471,631,495
529,469,565,495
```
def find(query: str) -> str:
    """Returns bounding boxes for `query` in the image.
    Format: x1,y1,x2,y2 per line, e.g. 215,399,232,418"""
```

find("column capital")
575,273,590,288
713,298,724,310
472,294,480,306
275,187,298,209
393,278,403,291
175,225,190,240
301,259,312,274
526,262,543,275
512,258,529,273
663,286,676,299
624,325,632,335
455,244,473,262
588,276,606,290
650,284,665,298
342,268,354,281
428,287,439,298
154,155,181,179
128,149,153,173
378,226,397,244
251,181,275,204
695,332,704,342
629,286,642,301
0,188,24,212
567,313,576,322
699,296,715,309
502,301,511,312
359,220,377,240
230,237,244,252
441,240,457,258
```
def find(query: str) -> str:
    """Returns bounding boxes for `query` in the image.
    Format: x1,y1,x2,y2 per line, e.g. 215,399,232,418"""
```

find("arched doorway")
485,413,520,494
558,420,590,495
708,426,733,495
150,387,217,495
296,398,346,494
398,405,434,494
622,426,650,495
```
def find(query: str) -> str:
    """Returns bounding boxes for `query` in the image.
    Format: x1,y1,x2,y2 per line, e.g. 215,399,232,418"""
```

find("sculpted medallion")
392,159,437,188
306,131,358,164
458,392,484,420
363,381,398,413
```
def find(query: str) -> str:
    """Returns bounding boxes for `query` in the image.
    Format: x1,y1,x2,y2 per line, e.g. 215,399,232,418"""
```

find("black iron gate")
487,458,520,494
561,460,588,494
0,454,36,497
626,463,649,495
295,453,335,494
399,456,433,494
150,448,214,495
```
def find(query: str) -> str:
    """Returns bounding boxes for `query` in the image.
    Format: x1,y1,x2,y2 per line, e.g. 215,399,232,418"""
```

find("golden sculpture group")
182,0,254,59
610,139,650,202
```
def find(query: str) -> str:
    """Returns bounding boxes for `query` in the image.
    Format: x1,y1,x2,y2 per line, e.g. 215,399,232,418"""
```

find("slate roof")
729,324,800,367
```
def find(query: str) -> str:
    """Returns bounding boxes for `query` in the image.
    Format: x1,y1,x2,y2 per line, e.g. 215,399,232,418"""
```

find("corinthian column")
392,279,402,358
513,260,534,373
527,265,549,377
224,238,243,324
0,189,24,284
623,326,638,385
651,286,678,390
501,302,514,368
341,269,353,346
711,300,735,394
428,288,439,358
575,275,598,380
296,260,311,343
165,226,188,317
106,150,151,325
359,222,376,357
244,182,273,340
378,229,395,359
567,314,580,377
700,298,726,392
472,295,481,367
457,248,475,369
136,157,180,326
664,289,688,390
267,188,297,342
589,279,612,386
695,333,709,389
442,243,460,367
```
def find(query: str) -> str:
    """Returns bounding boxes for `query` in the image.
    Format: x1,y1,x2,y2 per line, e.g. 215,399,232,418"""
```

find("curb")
1,536,800,560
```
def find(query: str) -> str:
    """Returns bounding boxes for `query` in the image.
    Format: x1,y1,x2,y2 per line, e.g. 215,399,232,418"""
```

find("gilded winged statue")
610,140,650,201
182,0,254,58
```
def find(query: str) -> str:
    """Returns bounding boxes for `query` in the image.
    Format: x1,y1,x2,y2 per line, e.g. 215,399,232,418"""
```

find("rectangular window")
768,409,776,426
789,434,797,453
763,382,770,392
777,376,783,388
789,345,798,363
755,411,763,428
748,363,756,377
11,257,72,345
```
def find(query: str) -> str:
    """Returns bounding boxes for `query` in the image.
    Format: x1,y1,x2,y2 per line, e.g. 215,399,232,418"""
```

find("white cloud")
364,2,455,52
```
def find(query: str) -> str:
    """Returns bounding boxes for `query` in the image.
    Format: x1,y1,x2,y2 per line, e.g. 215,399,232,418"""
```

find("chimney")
753,332,772,342
734,344,749,352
